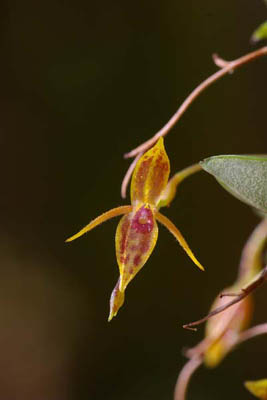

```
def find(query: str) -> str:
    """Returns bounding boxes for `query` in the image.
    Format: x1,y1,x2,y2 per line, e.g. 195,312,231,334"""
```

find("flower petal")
204,292,252,367
115,204,158,291
157,163,202,208
205,290,252,341
130,138,170,206
245,379,267,399
65,205,132,242
155,211,204,271
108,278,125,321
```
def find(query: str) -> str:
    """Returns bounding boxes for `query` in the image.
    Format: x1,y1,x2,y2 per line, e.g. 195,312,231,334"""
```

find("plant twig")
183,218,267,330
183,265,267,330
124,46,267,160
174,357,203,400
221,323,267,350
121,153,142,198
237,218,267,281
175,323,267,400
237,323,267,346
212,53,232,70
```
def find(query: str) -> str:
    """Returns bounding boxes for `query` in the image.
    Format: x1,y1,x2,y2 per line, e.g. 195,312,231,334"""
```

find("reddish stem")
125,46,267,159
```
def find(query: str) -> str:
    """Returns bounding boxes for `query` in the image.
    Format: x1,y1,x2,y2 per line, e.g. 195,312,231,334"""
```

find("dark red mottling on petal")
130,138,170,206
131,156,153,204
115,205,158,291
131,206,154,234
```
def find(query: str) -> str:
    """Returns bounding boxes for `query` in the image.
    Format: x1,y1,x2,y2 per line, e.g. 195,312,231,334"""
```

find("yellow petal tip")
108,308,119,322
190,256,205,271
109,279,125,321
65,206,132,245
108,312,116,322
65,231,86,243
155,212,205,272
196,262,205,272
245,379,267,399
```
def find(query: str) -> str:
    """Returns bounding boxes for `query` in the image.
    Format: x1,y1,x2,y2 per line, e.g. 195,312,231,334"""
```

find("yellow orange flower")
66,138,204,320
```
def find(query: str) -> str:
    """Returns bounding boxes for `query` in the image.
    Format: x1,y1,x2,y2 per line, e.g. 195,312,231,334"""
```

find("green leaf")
200,155,267,213
251,21,267,42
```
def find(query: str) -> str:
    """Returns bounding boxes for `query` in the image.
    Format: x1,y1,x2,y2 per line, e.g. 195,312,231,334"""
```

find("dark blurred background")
0,0,266,399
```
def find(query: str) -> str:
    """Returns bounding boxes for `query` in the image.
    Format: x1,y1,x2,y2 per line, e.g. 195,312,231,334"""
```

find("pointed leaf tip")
201,155,267,213
251,21,267,43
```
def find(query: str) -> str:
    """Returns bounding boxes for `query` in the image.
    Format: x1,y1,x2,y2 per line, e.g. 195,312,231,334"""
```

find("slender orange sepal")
66,205,132,242
158,163,202,208
130,138,170,206
155,211,204,271
116,204,158,291
108,278,125,321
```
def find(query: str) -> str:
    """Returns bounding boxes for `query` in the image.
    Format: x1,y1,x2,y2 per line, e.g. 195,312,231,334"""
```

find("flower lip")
132,205,154,234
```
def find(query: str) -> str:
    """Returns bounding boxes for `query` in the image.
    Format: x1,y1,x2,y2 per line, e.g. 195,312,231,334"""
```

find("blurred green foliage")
252,21,267,42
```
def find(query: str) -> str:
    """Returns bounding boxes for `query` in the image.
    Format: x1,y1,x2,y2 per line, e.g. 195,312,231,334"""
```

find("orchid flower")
174,218,267,400
66,138,204,320
174,291,253,400
202,286,252,368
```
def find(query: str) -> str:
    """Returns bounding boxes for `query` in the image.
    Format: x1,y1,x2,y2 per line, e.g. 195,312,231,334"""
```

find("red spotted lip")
131,205,154,234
